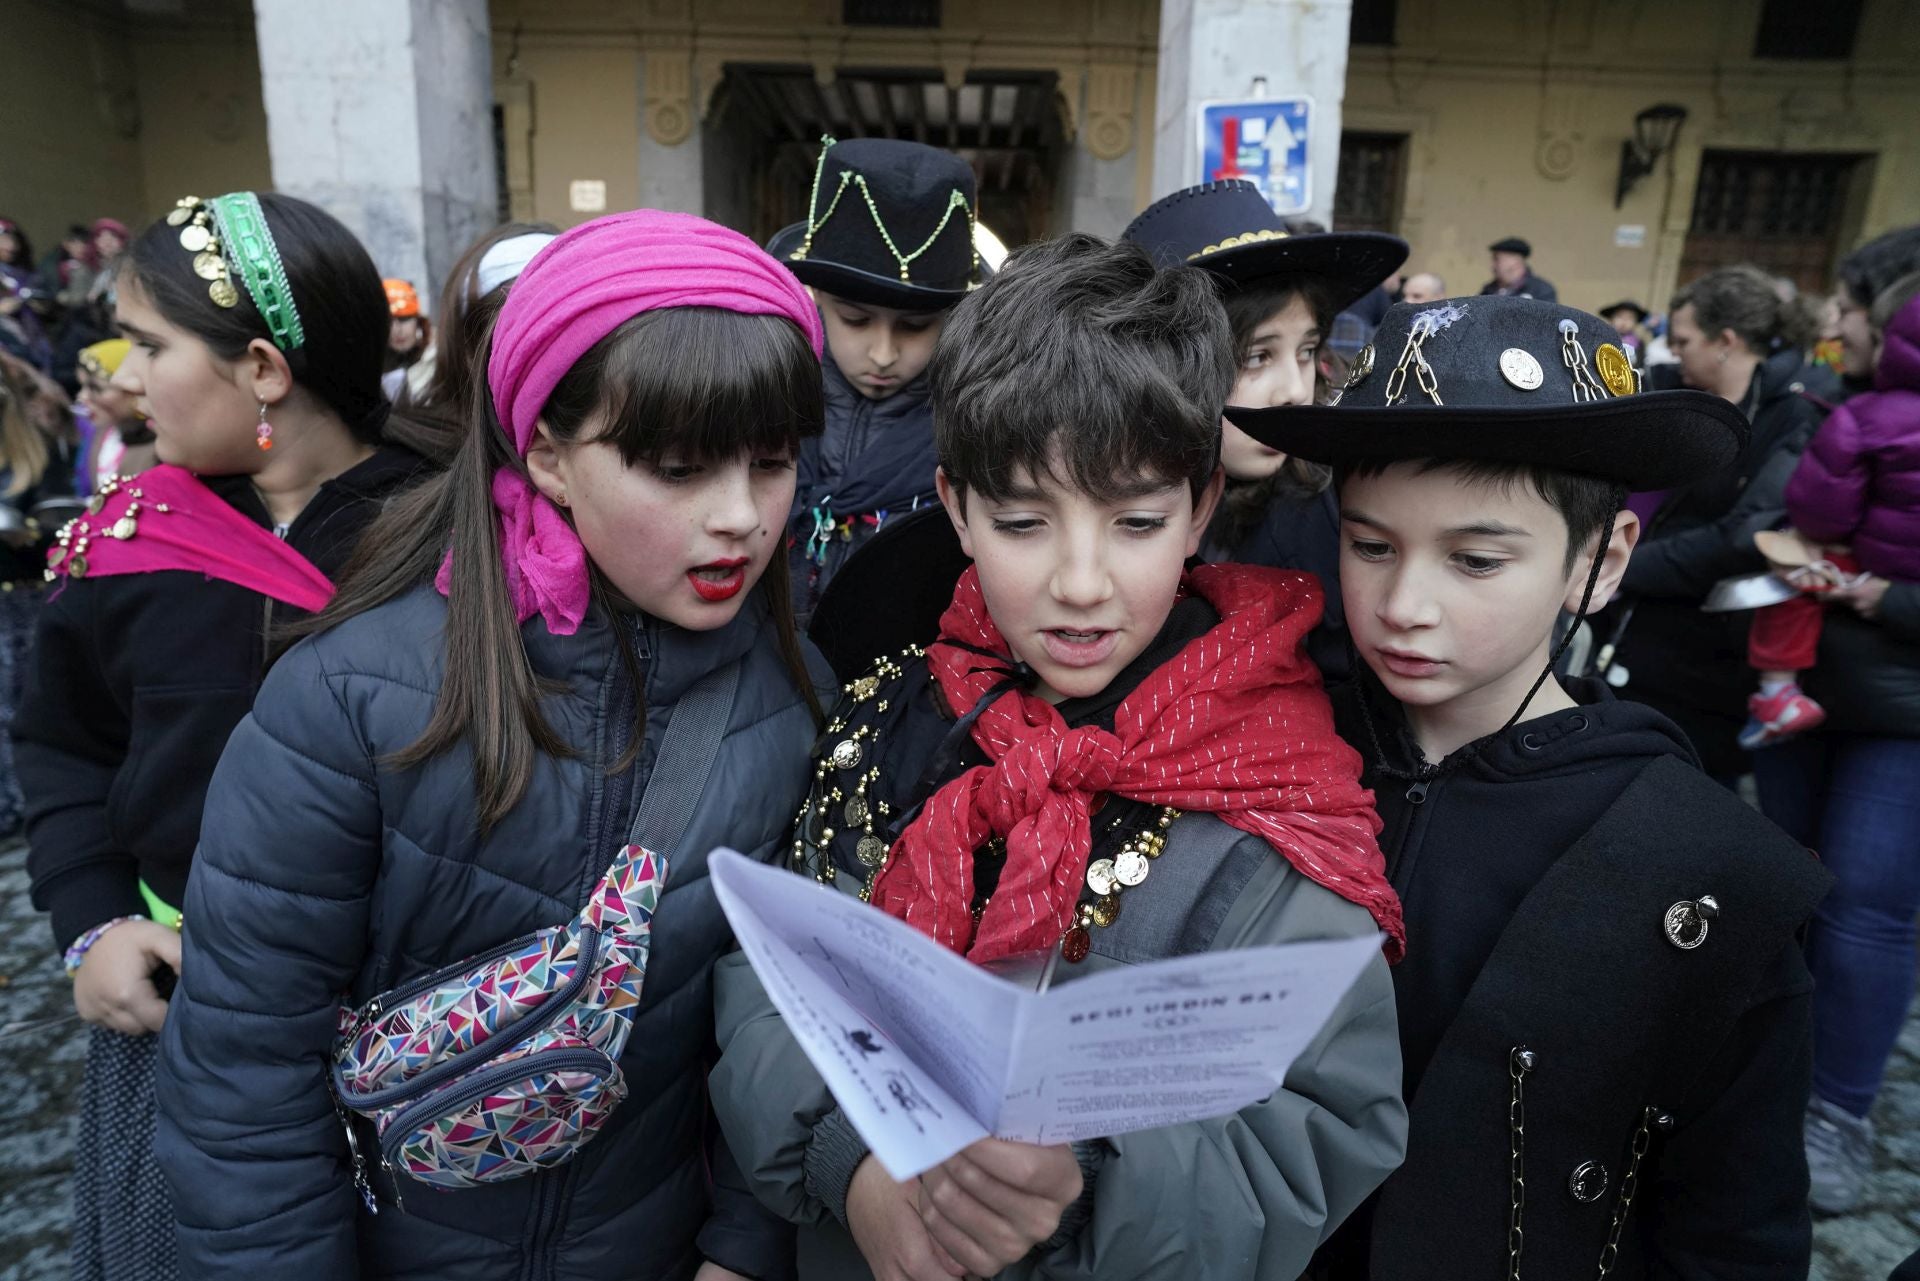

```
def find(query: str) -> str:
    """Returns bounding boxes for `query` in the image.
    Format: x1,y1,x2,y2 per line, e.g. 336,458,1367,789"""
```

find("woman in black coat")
1598,266,1824,780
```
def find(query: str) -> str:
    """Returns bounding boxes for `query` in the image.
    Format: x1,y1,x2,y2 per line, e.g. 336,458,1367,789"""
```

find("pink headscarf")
436,209,823,635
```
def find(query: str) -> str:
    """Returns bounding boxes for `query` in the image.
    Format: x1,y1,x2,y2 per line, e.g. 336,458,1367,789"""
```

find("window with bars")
1334,132,1406,234
1679,149,1868,294
843,0,941,26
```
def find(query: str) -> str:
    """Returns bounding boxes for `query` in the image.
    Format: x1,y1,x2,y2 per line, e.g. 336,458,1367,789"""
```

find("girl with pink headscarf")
154,210,830,1280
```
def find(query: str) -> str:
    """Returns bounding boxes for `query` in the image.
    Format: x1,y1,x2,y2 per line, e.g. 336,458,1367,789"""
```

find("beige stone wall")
1,2,146,251
1,1,268,254
1345,0,1920,314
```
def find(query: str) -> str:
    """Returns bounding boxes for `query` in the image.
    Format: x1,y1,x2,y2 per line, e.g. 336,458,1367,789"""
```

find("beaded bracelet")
63,914,147,977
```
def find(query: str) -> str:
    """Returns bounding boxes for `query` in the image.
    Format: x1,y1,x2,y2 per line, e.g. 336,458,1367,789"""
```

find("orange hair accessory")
383,278,421,318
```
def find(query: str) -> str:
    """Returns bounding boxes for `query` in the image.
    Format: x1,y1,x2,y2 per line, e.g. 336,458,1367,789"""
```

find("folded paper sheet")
710,850,1381,1179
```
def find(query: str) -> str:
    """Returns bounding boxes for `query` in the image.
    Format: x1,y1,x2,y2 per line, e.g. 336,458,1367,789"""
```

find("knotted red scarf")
871,562,1405,963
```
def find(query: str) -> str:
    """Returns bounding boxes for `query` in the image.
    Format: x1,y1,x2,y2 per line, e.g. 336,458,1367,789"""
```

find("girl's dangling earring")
256,399,274,451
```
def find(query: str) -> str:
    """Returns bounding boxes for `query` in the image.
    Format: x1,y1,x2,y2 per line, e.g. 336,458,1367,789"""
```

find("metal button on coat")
1568,1160,1609,1203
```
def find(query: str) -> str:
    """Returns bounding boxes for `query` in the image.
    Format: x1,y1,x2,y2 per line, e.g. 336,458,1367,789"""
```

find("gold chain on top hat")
791,136,980,283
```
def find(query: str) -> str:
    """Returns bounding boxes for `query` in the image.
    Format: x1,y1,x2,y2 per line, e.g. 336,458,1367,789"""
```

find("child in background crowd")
713,234,1406,1281
1124,179,1409,681
154,210,831,1281
768,136,987,626
1741,271,1920,746
74,338,156,489
0,357,76,837
15,191,433,1281
380,276,435,401
404,219,559,437
1230,296,1830,1279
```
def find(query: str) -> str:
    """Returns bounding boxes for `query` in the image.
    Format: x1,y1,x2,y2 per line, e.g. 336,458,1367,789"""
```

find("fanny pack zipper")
336,927,606,1109
375,1045,615,1171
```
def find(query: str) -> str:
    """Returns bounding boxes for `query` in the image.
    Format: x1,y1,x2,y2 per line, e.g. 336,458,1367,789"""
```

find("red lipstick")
689,557,750,602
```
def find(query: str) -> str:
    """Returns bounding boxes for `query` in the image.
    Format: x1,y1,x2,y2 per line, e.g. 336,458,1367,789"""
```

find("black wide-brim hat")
807,506,971,683
1223,296,1749,491
1599,299,1650,323
768,137,986,312
1122,180,1408,314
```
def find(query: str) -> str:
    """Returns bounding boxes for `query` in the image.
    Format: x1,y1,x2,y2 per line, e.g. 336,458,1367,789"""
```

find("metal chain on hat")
1559,319,1608,403
1384,314,1445,406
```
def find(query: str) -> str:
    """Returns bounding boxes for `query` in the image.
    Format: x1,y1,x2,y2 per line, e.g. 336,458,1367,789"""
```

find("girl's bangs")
589,308,823,466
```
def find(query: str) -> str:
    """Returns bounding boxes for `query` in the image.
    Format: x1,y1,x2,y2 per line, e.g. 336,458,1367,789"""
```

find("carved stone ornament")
644,47,694,146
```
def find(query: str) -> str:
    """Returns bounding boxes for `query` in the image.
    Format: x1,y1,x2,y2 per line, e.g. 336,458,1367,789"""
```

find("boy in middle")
769,135,989,624
711,234,1408,1280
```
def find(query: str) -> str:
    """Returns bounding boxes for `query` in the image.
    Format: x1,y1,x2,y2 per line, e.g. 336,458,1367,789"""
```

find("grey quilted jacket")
155,583,826,1281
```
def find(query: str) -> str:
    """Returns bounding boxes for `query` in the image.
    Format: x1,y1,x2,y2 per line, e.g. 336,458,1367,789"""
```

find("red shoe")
1740,684,1827,749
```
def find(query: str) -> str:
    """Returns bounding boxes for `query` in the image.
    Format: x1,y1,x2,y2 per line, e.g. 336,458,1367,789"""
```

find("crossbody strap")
628,660,742,855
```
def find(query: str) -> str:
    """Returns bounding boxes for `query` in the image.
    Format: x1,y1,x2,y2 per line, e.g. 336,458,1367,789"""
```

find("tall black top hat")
1122,180,1408,313
767,137,984,311
1223,296,1748,490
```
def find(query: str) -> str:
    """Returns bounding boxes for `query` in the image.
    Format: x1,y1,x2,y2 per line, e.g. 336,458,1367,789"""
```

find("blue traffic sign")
1197,97,1313,216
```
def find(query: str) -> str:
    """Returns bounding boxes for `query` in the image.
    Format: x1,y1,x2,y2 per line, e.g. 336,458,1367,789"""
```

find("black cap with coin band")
1223,295,1750,776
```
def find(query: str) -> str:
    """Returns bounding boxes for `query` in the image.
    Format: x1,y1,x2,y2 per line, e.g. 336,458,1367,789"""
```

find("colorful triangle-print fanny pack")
330,843,665,1198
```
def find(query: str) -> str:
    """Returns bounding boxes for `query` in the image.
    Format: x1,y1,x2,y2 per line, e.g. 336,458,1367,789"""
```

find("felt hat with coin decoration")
1224,295,1748,491
766,136,989,312
1123,180,1408,314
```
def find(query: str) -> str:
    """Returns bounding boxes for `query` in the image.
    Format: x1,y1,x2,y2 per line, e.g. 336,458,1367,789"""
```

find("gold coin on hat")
179,223,212,253
1344,344,1376,389
1499,347,1544,391
193,252,225,281
208,278,239,308
1594,344,1636,397
167,206,192,227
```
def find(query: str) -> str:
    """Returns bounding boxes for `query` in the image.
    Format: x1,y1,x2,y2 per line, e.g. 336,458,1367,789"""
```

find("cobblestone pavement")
0,835,1915,1278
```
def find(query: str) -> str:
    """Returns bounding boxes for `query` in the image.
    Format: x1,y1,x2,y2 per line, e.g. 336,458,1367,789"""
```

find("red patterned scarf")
870,562,1405,963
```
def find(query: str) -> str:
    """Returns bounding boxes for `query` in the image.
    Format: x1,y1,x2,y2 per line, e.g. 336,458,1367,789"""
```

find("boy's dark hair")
930,233,1232,504
1339,458,1622,574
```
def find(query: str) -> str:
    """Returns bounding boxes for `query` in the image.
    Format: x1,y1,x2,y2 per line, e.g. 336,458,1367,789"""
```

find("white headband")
475,232,557,297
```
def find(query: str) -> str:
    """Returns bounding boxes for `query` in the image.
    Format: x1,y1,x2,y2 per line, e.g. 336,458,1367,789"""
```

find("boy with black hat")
1481,236,1557,302
712,233,1408,1280
1228,296,1831,1279
770,135,988,624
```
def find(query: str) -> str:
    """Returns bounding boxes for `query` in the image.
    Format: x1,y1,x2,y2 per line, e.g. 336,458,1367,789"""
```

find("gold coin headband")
791,136,979,283
165,193,306,352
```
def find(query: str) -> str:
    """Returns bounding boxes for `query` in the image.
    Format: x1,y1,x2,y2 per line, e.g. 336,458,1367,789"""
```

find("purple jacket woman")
1786,294,1920,579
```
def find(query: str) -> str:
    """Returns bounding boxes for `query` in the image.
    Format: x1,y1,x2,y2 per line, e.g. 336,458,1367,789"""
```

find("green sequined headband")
791,136,979,283
165,192,306,352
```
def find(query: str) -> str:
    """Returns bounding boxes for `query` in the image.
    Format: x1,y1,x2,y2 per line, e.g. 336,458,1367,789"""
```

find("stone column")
637,37,703,214
251,0,497,306
1152,0,1353,229
1055,59,1146,238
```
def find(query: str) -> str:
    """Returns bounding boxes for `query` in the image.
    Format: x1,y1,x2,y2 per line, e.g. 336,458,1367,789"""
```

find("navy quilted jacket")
154,583,826,1281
